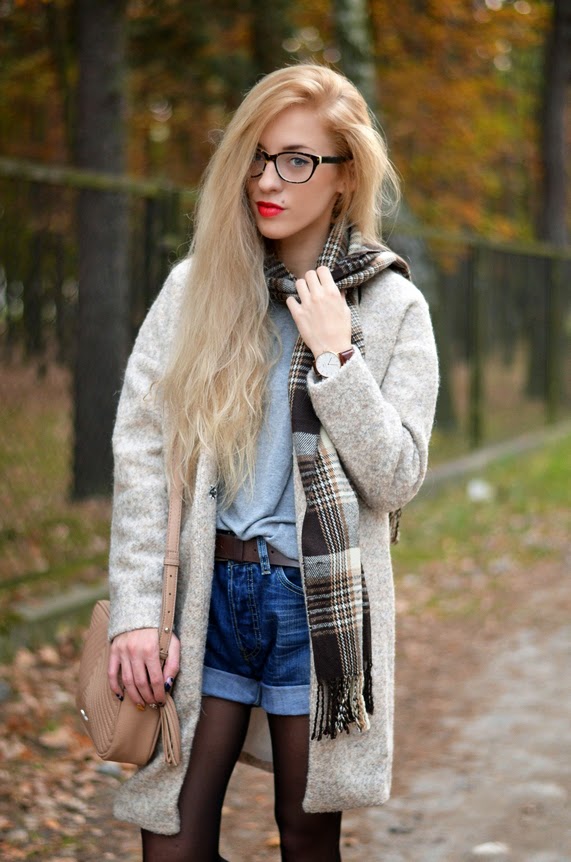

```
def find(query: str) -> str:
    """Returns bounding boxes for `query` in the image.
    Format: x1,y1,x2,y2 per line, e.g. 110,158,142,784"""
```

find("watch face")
315,351,341,377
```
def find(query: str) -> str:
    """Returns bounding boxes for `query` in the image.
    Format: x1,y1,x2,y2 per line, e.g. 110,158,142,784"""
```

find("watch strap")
338,347,355,366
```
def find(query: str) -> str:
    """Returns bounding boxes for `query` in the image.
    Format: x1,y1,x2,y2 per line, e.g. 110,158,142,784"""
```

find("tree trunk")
43,0,76,161
250,1,293,80
332,0,457,430
527,0,570,399
537,0,570,246
73,0,129,498
331,0,377,110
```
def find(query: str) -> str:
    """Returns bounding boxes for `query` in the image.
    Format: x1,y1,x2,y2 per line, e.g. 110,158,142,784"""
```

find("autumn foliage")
0,0,551,238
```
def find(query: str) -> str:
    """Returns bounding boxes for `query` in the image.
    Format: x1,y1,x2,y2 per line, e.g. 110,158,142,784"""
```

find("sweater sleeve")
306,293,439,513
107,262,187,640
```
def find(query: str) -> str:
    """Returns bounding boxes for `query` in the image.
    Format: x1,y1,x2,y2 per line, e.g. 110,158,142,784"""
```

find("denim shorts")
202,537,311,715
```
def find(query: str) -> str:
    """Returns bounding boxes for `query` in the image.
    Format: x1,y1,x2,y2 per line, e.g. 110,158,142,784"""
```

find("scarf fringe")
389,508,402,545
311,663,374,741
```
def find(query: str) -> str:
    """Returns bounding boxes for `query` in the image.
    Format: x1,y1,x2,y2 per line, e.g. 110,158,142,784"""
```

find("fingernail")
164,677,174,692
136,703,146,712
115,693,124,701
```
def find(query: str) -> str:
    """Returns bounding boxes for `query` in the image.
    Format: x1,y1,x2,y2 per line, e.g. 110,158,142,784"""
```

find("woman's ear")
336,161,355,200
344,158,356,195
333,162,355,220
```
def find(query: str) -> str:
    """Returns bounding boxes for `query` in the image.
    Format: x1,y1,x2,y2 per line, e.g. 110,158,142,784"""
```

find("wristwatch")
313,347,355,378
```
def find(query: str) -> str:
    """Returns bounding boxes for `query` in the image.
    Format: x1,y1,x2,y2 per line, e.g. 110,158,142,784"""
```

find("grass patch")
392,433,571,619
1,364,111,615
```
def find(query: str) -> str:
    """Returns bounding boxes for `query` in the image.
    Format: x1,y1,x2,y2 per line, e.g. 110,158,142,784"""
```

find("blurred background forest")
1,0,565,233
0,0,570,641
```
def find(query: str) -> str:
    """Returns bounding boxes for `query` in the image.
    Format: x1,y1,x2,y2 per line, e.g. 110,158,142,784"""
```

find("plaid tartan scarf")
265,221,410,740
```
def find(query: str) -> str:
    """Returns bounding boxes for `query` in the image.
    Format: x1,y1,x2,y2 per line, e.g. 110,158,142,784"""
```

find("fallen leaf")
37,645,60,666
265,834,281,847
0,738,28,759
13,649,36,670
343,835,359,846
38,726,73,750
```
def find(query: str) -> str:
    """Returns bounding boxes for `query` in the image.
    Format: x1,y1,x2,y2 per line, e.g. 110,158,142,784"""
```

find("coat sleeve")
107,262,187,640
306,291,439,513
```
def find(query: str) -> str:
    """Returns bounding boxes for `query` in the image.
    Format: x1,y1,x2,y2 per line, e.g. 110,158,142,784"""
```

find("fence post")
24,232,44,362
142,194,161,321
159,186,184,267
141,187,184,321
545,255,563,424
467,244,484,448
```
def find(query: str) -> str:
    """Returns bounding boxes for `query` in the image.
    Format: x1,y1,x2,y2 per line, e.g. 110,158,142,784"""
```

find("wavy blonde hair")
161,63,400,501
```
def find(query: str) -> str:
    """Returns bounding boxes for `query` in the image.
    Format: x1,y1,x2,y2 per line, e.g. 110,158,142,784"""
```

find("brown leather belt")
215,531,299,568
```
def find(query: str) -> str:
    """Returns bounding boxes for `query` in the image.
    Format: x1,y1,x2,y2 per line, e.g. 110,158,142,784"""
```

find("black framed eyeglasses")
248,149,352,184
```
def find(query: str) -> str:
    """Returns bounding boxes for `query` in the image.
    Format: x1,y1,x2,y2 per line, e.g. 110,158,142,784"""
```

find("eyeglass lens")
248,152,315,183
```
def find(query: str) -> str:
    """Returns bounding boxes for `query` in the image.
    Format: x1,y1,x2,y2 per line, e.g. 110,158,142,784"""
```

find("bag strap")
158,467,184,662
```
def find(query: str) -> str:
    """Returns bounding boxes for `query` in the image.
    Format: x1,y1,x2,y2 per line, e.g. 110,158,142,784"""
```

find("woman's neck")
275,221,332,278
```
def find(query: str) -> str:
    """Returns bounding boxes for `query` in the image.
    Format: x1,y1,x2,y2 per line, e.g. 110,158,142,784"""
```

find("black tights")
141,696,342,862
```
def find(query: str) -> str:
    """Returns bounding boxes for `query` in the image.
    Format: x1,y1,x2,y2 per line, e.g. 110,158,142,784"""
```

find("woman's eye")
288,155,311,168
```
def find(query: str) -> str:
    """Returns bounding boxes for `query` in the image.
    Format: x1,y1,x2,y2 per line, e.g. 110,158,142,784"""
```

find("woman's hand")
108,628,180,707
285,266,352,358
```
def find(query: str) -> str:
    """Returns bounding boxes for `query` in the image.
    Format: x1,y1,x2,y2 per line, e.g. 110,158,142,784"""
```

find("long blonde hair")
161,63,399,501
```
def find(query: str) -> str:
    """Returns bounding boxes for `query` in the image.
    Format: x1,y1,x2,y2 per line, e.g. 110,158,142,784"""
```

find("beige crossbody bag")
76,475,183,767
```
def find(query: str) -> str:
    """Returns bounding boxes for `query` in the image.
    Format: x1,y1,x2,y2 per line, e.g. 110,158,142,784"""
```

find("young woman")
107,64,439,861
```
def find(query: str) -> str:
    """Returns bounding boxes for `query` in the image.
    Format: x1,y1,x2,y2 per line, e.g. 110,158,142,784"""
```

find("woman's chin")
255,219,291,242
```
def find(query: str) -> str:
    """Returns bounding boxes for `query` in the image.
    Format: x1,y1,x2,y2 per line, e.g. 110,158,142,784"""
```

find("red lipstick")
256,201,284,218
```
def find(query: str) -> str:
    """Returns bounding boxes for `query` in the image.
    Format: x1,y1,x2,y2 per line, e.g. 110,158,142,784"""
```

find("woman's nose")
257,160,282,192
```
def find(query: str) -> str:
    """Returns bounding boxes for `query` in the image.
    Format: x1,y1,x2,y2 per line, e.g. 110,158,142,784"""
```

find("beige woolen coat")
107,256,439,834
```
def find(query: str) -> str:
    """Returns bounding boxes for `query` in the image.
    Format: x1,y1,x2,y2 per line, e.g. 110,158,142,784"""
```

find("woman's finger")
131,656,159,706
163,634,181,694
315,265,337,292
302,269,320,291
107,650,124,700
145,649,167,705
294,276,311,302
119,661,147,709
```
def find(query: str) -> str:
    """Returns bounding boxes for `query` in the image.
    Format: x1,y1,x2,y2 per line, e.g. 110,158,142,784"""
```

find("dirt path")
348,624,571,862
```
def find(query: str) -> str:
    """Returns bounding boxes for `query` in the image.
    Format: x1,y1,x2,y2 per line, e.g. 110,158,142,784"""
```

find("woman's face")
247,105,347,262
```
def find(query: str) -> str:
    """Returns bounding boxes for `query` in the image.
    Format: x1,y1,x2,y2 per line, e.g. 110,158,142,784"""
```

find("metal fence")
1,157,570,520
387,227,571,457
0,157,194,367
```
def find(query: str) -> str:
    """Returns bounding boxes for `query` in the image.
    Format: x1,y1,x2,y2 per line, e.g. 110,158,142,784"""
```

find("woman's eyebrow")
258,143,317,152
282,144,317,151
